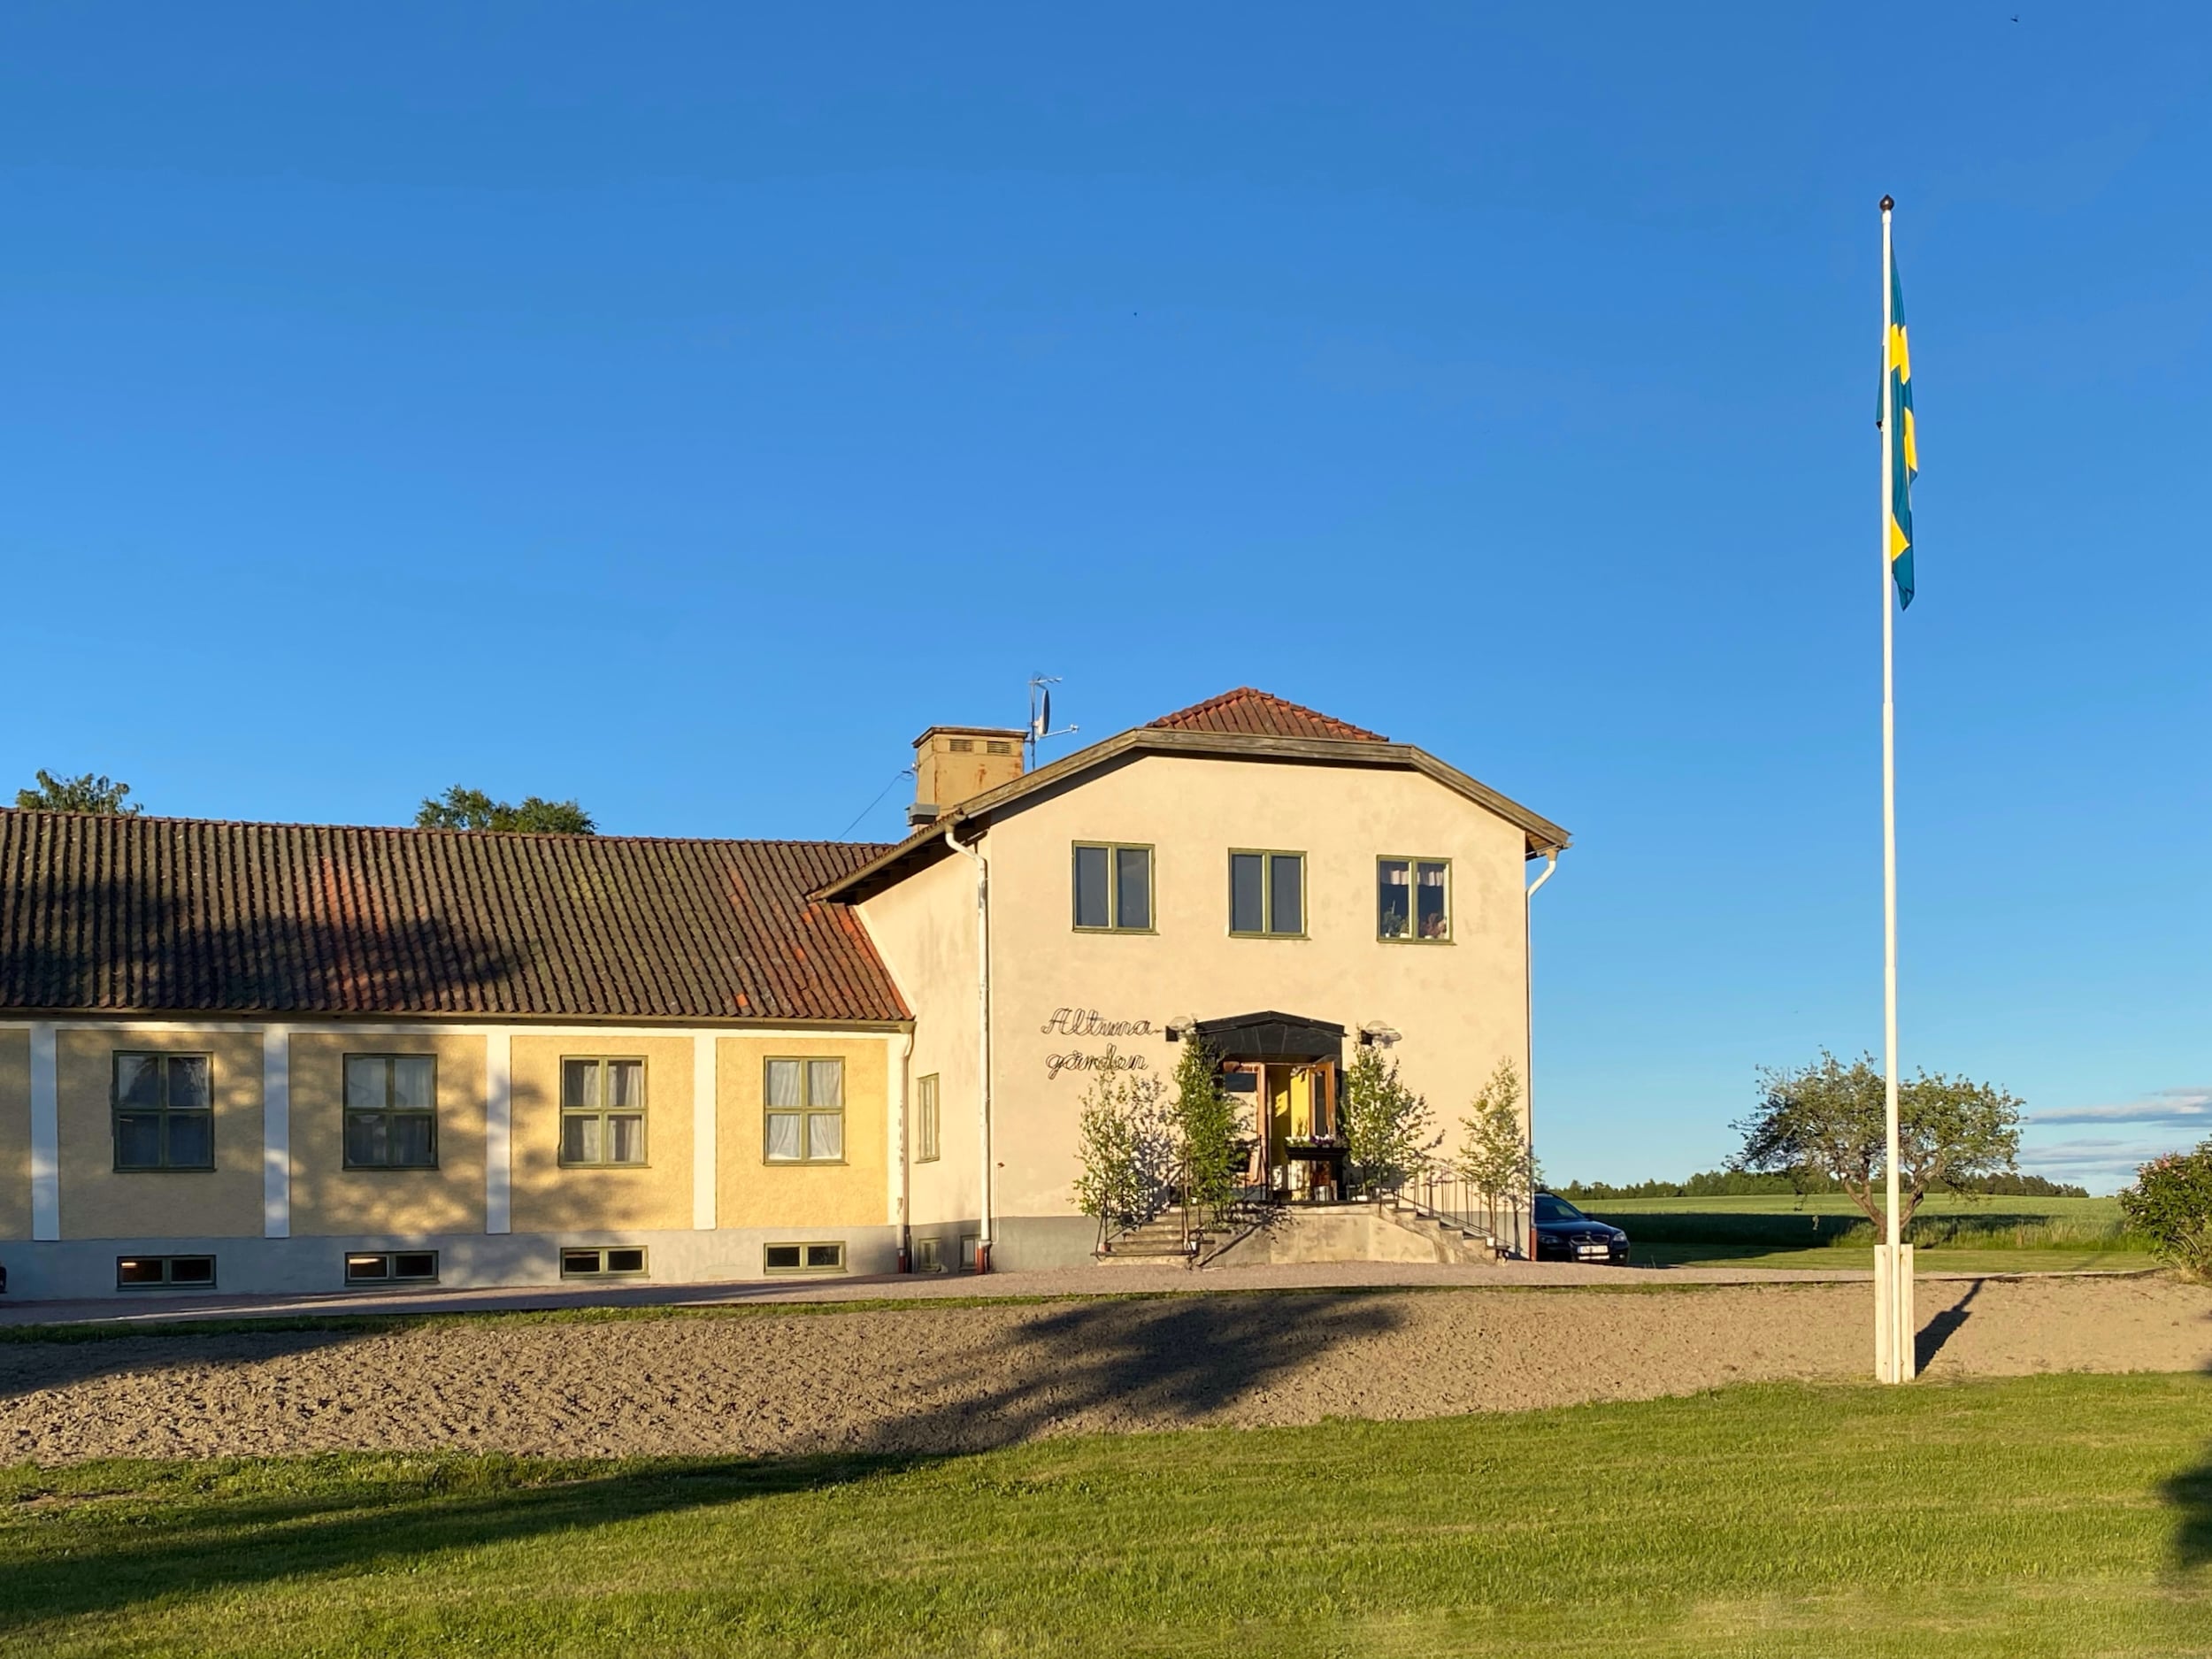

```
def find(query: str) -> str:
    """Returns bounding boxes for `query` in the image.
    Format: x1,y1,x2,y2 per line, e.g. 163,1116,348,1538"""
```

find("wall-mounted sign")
1040,1007,1156,1037
1040,1006,1162,1080
1044,1044,1150,1082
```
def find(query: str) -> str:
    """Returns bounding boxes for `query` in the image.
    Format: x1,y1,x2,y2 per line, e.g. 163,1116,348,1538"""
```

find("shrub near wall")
2119,1141,2212,1281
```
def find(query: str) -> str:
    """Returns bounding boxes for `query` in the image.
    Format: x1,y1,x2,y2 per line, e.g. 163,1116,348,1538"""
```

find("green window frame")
764,1057,846,1164
342,1054,440,1170
560,1056,648,1167
764,1240,847,1275
916,1072,941,1163
1071,841,1154,932
1228,849,1306,938
560,1245,648,1279
116,1254,215,1289
1377,856,1453,942
111,1052,215,1171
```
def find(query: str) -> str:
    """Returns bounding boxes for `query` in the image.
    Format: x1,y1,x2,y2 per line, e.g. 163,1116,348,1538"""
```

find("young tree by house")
417,786,595,834
1732,1051,2023,1231
14,771,140,815
1455,1060,1534,1234
1071,1067,1175,1248
2119,1141,2212,1282
1171,1037,1240,1224
1340,1045,1437,1195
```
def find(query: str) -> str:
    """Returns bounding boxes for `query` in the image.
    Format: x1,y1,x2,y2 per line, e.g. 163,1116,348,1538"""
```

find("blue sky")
4,5,2207,1189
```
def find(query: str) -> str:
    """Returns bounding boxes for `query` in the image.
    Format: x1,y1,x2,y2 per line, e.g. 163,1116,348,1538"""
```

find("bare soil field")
4,1275,2207,1464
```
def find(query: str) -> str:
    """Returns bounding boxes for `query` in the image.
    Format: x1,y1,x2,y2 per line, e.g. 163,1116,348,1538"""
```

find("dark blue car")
1533,1193,1630,1263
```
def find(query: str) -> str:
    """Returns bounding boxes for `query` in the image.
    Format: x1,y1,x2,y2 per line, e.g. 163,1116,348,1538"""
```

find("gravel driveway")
3,1276,2207,1464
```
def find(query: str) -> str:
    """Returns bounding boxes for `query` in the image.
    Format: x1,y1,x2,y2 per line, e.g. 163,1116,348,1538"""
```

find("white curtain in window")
765,1061,803,1109
807,1111,844,1162
765,1112,802,1161
807,1060,843,1109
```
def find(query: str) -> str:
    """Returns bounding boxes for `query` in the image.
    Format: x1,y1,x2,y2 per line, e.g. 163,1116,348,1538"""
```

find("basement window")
764,1241,846,1275
345,1250,440,1286
913,1238,944,1273
116,1255,215,1290
561,1247,648,1279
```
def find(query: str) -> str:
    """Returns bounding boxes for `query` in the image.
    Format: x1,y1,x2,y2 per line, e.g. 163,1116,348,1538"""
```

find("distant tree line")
10,772,595,835
1560,1170,2087,1202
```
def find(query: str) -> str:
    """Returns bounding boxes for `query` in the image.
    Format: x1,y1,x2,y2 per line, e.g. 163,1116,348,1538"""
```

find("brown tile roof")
1148,687,1387,742
0,811,908,1023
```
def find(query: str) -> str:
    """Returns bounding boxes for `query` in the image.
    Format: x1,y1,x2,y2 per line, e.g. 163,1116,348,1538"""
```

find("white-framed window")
914,1237,944,1272
916,1072,941,1163
764,1058,845,1164
1378,856,1451,942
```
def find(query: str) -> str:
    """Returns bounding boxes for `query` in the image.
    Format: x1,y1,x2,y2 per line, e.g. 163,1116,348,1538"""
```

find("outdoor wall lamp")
1357,1022,1402,1048
1164,1015,1202,1042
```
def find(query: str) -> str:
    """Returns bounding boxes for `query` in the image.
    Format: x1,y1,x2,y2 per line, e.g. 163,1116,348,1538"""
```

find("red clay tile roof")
1147,687,1387,742
0,811,908,1023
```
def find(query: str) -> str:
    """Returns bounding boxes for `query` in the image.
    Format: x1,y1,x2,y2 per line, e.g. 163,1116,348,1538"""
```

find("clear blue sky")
5,5,2207,1190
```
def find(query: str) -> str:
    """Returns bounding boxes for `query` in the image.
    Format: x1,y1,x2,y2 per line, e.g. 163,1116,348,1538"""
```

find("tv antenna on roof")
1026,674,1077,769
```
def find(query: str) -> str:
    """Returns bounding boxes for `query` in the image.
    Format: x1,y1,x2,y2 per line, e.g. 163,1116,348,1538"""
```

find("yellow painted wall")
510,1034,693,1233
716,1034,887,1229
288,1032,485,1237
0,1030,30,1240
58,1028,265,1240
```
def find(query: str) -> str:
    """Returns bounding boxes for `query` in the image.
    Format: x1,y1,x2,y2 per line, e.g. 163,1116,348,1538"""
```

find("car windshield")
1534,1194,1584,1223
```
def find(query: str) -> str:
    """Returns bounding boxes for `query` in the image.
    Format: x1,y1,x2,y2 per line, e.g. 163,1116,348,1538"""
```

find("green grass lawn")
1578,1193,2152,1272
4,1373,2207,1658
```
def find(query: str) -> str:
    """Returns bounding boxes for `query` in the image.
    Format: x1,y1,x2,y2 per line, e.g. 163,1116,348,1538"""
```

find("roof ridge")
0,808,890,853
1147,686,1387,742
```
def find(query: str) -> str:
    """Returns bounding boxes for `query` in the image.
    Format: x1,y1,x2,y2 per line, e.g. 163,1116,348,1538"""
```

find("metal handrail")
1376,1170,1527,1257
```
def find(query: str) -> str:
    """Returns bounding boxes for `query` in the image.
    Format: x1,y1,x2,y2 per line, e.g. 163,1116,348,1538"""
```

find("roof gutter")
943,821,994,1273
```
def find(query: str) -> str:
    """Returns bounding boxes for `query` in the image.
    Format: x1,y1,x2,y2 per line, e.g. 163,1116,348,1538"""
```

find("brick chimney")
908,727,1026,827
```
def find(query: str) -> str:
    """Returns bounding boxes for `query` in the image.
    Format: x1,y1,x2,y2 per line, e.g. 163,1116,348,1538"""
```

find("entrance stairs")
1377,1198,1510,1264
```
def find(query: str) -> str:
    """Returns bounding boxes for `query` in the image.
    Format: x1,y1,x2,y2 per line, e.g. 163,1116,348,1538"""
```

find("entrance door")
1262,1062,1339,1200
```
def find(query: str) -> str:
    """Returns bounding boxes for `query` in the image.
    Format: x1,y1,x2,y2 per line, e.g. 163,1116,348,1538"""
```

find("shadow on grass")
2161,1305,2212,1572
0,1450,933,1637
0,1286,1406,1626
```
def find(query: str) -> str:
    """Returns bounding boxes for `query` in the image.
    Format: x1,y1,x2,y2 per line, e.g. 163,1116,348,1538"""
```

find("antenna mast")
1025,674,1077,769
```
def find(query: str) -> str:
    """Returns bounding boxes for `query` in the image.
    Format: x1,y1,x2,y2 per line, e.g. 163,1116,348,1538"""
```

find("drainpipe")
895,1025,915,1272
945,822,993,1273
1524,848,1560,1261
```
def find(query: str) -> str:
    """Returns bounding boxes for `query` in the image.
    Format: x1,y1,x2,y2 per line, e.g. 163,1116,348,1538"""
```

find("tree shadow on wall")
1,864,525,1016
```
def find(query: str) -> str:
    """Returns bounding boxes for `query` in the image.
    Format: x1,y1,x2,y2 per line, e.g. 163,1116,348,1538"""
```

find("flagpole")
1877,194,1913,1383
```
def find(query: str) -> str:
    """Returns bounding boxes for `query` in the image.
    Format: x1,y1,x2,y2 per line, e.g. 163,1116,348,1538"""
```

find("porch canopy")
1190,1010,1344,1063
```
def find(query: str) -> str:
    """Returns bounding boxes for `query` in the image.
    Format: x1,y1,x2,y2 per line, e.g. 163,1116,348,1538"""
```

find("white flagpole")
1876,195,1914,1383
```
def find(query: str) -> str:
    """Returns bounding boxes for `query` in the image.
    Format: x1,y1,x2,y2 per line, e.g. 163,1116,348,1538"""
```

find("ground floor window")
764,1241,845,1274
116,1255,215,1289
345,1250,439,1285
916,1072,940,1162
561,1246,648,1278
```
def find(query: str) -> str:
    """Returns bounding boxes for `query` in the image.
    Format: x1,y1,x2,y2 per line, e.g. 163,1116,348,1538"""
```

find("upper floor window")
112,1053,213,1171
1378,857,1451,941
561,1056,646,1166
916,1072,941,1163
1072,842,1152,932
343,1054,438,1169
765,1057,845,1164
1230,850,1304,937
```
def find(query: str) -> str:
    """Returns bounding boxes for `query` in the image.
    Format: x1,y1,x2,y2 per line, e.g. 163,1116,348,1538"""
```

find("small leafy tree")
1340,1045,1437,1195
1171,1038,1240,1225
14,771,140,815
1732,1050,2023,1231
418,786,595,834
2119,1141,2212,1282
1455,1060,1533,1234
1071,1067,1176,1247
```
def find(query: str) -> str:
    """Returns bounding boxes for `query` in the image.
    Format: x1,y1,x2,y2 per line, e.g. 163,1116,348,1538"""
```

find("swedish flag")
1883,248,1916,608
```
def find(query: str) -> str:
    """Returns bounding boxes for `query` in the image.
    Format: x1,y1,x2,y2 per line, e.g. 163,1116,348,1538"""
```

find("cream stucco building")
0,688,1567,1299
